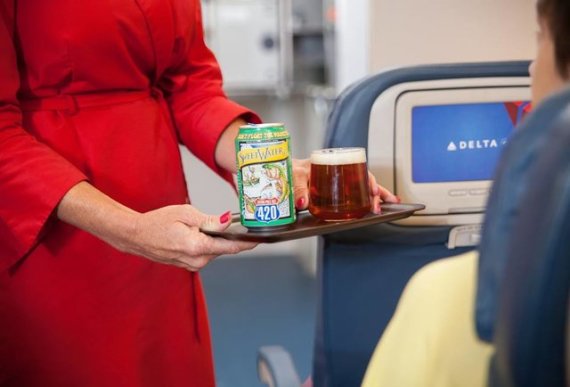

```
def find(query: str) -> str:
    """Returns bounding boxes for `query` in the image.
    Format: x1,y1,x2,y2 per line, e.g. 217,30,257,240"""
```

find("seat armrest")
257,346,302,387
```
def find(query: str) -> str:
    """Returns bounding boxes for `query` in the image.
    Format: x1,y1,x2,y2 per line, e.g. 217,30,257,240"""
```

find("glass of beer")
308,147,371,221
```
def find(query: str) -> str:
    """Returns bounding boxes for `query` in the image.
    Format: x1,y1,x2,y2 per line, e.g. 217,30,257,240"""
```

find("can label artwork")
236,123,296,228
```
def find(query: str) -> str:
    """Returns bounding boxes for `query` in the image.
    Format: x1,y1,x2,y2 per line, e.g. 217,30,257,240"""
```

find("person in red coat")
0,1,395,386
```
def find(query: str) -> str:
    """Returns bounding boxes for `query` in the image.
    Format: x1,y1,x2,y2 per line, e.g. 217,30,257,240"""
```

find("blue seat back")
312,62,530,387
488,99,570,387
476,87,570,343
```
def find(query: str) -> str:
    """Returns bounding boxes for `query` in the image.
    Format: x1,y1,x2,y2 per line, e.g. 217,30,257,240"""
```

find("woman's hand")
291,158,399,214
366,170,400,212
57,182,256,272
121,205,256,271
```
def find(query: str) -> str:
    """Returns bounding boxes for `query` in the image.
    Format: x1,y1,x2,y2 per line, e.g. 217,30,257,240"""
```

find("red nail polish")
219,211,231,224
296,197,305,208
396,196,402,204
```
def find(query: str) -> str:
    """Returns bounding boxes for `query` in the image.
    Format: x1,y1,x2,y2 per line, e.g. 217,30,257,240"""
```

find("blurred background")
181,0,535,385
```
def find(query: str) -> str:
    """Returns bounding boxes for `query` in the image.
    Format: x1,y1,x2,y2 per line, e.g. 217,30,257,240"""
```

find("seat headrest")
324,61,530,149
476,86,570,343
491,106,570,386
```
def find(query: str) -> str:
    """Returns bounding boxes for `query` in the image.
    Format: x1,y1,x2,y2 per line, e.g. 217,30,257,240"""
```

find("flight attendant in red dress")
0,1,263,385
0,1,394,386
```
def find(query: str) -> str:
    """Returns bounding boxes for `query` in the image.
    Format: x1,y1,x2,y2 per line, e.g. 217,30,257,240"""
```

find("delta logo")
446,138,508,152
446,101,530,152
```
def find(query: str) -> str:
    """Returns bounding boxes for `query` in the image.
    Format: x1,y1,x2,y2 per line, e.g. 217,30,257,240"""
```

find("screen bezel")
394,86,531,215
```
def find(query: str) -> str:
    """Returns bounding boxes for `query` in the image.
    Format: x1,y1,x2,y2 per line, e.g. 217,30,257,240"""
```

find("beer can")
235,123,296,229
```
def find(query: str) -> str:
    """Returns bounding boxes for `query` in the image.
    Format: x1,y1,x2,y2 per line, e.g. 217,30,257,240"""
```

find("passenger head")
530,0,570,105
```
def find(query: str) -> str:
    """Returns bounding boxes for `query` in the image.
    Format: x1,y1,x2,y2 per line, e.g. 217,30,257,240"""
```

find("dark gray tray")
201,203,425,243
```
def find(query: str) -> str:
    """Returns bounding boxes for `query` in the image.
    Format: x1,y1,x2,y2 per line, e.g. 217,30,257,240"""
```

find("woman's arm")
214,117,246,174
0,4,86,270
0,1,255,272
158,1,260,186
57,181,256,271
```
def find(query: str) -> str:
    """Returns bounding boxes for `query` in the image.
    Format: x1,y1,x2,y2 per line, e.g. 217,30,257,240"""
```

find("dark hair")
537,0,570,78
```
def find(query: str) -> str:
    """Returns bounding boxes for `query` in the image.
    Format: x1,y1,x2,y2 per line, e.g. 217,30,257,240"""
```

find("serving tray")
201,203,425,243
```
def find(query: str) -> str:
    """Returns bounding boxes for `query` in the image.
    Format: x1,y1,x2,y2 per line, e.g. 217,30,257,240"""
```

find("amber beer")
309,148,370,221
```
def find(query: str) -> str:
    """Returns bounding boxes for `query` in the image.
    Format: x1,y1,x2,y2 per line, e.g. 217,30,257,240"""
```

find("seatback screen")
411,101,530,183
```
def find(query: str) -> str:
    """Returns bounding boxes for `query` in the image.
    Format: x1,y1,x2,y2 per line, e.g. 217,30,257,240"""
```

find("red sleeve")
158,1,261,184
0,3,87,271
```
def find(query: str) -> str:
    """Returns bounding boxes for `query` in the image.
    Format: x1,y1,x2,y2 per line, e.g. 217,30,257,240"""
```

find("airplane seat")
476,87,570,345
480,88,570,387
257,61,530,387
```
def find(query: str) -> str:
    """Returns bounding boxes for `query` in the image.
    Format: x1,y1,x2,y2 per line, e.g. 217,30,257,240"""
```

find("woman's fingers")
198,210,233,232
188,232,257,257
377,185,399,203
293,159,310,210
367,171,398,204
368,172,380,196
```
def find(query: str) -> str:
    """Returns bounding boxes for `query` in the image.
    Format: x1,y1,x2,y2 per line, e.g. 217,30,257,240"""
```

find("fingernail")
219,211,231,224
374,203,382,214
396,196,401,204
296,197,305,208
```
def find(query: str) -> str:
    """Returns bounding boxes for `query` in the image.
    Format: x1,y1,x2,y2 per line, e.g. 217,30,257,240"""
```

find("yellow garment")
362,251,493,387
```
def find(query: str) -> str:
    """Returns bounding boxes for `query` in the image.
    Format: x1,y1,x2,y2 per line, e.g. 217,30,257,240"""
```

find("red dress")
0,1,258,385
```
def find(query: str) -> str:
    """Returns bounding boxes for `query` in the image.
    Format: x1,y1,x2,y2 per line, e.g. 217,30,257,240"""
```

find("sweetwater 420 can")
236,123,296,229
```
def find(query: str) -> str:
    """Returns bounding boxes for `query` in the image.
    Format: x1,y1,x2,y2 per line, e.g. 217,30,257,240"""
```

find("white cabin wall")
371,0,537,69
336,0,537,90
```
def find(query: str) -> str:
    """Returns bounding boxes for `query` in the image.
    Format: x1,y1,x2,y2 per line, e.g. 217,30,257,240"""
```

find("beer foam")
310,148,367,165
